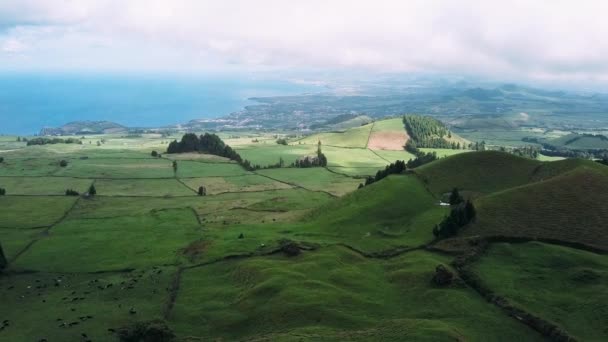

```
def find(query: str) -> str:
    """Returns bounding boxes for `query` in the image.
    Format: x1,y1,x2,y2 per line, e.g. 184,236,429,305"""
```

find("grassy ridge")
464,166,608,249
416,151,541,195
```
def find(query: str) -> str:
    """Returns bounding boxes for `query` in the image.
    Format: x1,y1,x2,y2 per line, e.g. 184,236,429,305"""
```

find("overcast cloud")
1,0,607,85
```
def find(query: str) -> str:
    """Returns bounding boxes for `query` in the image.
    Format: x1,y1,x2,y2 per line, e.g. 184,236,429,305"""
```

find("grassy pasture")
53,158,175,178
236,144,317,166
94,178,195,196
0,176,92,195
0,228,45,260
296,123,373,148
256,168,362,196
171,248,541,341
0,268,174,341
179,174,293,195
12,208,202,272
174,160,250,178
473,242,608,341
0,158,62,176
0,196,77,228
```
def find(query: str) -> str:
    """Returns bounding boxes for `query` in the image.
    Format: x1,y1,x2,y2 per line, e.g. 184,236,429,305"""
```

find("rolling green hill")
416,151,541,195
464,166,608,250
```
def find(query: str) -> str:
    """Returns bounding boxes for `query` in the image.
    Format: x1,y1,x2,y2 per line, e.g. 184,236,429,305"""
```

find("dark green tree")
151,150,158,157
0,156,4,163
449,188,464,205
0,188,5,196
172,161,178,173
59,160,68,167
198,186,206,196
88,184,97,196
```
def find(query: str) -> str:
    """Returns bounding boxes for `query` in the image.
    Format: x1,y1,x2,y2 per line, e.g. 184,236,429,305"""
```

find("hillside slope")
464,166,608,250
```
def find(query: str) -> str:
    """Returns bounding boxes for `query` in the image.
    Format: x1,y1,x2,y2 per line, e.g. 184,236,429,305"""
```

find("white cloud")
1,37,27,53
1,0,608,85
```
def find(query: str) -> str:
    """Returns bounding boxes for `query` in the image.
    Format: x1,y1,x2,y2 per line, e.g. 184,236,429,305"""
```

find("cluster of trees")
361,160,406,187
292,141,327,168
150,151,162,158
276,138,288,145
406,151,438,168
167,133,261,170
167,133,241,160
26,137,82,146
403,115,461,149
65,189,79,196
433,199,476,238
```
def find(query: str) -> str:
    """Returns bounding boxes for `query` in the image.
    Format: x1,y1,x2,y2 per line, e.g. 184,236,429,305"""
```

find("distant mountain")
40,121,127,136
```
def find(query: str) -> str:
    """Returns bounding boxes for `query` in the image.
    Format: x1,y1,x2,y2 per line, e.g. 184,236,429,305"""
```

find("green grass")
0,177,93,195
297,123,373,148
464,166,608,249
53,158,175,178
372,149,417,163
323,146,387,168
179,174,293,195
0,196,77,228
12,208,202,272
236,144,317,166
0,158,63,176
0,228,44,260
256,168,362,196
174,160,250,177
171,247,542,341
0,268,174,341
93,178,194,196
416,151,541,195
472,242,608,341
370,118,406,132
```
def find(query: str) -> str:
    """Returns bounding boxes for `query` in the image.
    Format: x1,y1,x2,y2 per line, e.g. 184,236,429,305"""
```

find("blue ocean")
0,73,322,135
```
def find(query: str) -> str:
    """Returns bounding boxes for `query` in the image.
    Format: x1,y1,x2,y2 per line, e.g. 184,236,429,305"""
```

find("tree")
276,138,288,145
88,184,97,196
198,186,206,196
0,157,3,163
59,160,68,167
0,188,5,196
151,150,158,157
449,188,464,205
172,161,178,173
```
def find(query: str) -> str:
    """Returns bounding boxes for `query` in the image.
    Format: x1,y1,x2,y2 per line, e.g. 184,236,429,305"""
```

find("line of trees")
292,141,328,168
361,160,406,187
403,115,459,149
26,137,82,146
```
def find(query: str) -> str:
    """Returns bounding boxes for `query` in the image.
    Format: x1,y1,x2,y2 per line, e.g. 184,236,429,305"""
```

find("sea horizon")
0,72,323,135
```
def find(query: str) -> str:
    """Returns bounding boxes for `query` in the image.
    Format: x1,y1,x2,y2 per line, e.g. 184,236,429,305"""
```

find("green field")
1,131,607,341
472,242,608,341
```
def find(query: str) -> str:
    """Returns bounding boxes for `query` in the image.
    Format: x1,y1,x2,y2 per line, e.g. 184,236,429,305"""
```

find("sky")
1,0,608,87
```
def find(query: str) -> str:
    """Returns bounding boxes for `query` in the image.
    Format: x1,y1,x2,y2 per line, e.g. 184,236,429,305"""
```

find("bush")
432,264,454,286
116,320,175,342
151,150,158,157
0,188,5,196
0,157,4,163
88,184,97,196
65,189,79,196
279,240,301,257
197,186,207,196
59,160,68,167
276,138,288,145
